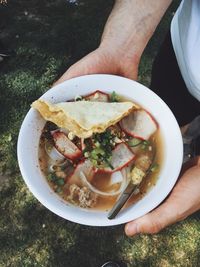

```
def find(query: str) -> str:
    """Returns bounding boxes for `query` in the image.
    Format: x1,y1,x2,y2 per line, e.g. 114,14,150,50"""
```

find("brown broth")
125,129,163,208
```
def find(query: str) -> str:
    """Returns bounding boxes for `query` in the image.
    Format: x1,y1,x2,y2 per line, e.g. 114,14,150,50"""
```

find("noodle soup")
37,90,163,212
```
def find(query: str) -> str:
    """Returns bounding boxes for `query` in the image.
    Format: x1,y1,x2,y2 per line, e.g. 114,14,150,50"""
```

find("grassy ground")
0,1,200,266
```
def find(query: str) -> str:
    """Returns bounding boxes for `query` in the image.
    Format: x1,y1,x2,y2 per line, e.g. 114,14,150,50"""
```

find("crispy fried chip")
32,100,137,138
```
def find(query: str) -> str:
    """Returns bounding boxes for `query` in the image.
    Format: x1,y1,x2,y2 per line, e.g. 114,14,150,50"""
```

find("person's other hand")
125,156,200,236
54,47,139,86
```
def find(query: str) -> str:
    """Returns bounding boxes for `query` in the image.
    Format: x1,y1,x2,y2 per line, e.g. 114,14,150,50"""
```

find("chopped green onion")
90,150,98,159
110,91,120,102
103,157,114,169
84,152,90,158
47,173,57,182
150,163,159,172
94,141,100,147
83,129,116,169
48,173,65,188
95,147,105,155
55,187,63,193
141,140,151,150
128,138,142,147
56,178,65,186
82,147,89,154
75,95,83,101
91,159,98,166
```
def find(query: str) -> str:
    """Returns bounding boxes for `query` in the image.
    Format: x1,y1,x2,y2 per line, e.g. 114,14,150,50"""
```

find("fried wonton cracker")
32,100,137,138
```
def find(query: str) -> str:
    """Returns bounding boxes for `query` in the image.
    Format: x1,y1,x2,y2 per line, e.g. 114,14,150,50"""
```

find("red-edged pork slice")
120,109,158,140
67,159,95,186
85,90,109,102
100,143,135,173
52,131,82,160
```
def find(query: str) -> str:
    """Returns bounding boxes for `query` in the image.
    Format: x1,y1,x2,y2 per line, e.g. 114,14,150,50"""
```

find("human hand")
125,156,200,236
54,47,139,86
55,0,172,86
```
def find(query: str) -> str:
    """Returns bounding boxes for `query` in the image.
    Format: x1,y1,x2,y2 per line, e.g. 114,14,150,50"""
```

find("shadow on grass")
0,0,114,72
0,0,114,174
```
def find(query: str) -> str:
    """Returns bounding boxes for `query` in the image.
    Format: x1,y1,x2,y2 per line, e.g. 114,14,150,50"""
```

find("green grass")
0,0,200,266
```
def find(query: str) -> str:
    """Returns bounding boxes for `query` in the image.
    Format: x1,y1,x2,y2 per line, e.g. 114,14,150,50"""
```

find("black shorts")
150,31,200,127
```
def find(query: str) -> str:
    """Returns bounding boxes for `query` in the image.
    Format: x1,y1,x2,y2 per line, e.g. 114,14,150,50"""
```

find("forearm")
55,0,173,83
100,0,172,61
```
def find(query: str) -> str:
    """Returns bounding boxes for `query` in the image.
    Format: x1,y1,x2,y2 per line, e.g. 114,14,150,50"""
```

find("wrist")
98,41,141,76
98,0,173,76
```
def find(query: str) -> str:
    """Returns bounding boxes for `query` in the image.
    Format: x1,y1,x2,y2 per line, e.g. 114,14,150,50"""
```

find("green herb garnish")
48,173,65,188
75,95,83,101
110,91,120,102
84,129,115,169
55,187,63,193
141,140,151,150
150,163,159,172
128,138,142,147
47,173,57,182
56,178,65,186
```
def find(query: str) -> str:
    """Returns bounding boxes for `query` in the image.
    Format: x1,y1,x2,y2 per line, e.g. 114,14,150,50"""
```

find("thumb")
125,200,178,236
125,162,200,236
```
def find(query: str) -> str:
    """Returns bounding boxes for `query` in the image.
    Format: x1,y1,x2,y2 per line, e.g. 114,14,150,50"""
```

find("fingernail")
125,223,139,236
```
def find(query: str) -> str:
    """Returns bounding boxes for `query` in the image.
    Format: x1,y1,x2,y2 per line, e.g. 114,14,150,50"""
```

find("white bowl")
17,74,183,226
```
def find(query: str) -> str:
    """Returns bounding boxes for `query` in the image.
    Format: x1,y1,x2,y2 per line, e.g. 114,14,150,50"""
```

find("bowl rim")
17,74,183,226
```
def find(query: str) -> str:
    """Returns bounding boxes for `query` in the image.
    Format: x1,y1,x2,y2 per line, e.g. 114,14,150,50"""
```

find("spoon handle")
107,183,137,220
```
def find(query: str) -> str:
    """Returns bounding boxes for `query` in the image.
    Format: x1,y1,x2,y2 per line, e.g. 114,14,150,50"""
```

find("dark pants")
150,32,200,127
